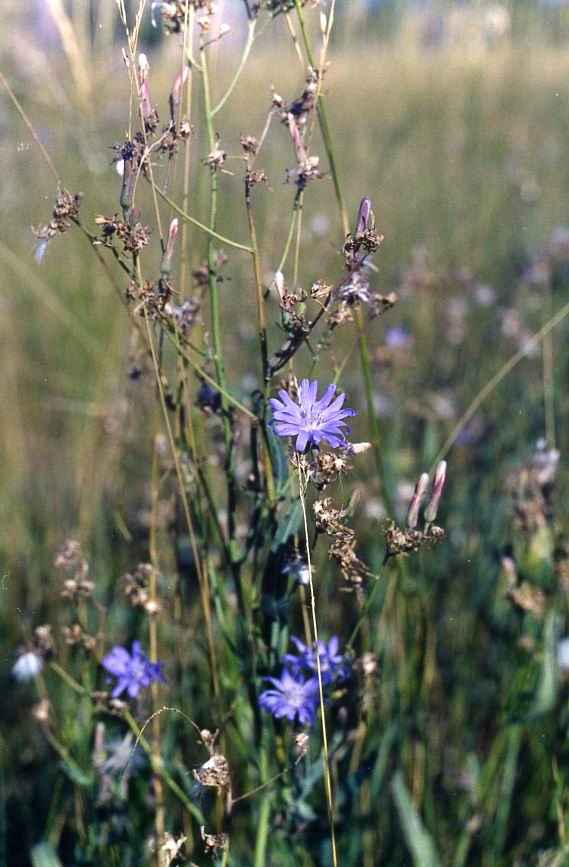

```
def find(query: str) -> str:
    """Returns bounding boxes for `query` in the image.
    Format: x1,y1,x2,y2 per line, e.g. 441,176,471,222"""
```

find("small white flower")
13,651,44,682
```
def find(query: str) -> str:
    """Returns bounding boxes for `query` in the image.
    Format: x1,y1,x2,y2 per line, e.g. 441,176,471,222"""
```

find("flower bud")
355,196,373,233
406,472,429,529
160,218,179,276
425,461,447,524
287,115,308,164
138,53,153,123
274,271,285,300
120,158,136,218
169,66,189,120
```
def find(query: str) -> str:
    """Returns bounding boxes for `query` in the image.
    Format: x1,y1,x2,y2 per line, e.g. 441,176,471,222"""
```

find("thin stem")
245,174,277,508
123,709,205,824
211,19,257,116
298,465,339,867
164,328,256,419
202,44,242,580
431,293,569,470
153,184,254,254
149,438,165,854
347,575,382,650
144,313,220,699
293,0,349,236
0,68,61,184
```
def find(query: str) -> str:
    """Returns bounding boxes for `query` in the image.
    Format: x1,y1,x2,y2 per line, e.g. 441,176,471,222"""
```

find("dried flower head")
201,826,229,858
54,539,89,580
205,135,227,171
33,624,55,658
383,520,444,560
192,754,230,788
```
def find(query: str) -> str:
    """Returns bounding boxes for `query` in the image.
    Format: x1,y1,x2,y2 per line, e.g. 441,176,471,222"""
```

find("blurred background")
3,0,569,863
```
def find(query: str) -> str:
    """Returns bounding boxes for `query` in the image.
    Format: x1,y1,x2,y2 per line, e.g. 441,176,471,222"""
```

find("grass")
2,3,569,865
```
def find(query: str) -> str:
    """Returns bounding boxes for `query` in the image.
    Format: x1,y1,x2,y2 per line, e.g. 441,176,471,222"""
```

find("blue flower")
269,379,356,451
258,668,320,727
282,636,351,686
102,641,167,699
385,326,411,349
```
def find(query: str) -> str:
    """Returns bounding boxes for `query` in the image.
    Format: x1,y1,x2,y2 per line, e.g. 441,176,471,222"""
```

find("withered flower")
192,754,230,788
201,826,229,858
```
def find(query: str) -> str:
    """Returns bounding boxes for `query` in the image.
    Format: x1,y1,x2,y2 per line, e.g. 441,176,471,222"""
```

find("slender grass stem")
298,464,339,867
164,329,256,419
153,185,254,253
144,313,220,699
211,19,257,117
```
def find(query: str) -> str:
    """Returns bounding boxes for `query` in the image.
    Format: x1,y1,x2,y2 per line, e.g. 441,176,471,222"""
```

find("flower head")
282,636,351,686
12,650,44,682
270,379,356,451
102,641,167,699
258,668,319,727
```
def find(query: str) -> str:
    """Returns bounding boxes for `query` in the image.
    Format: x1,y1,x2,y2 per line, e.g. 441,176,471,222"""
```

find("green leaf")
266,426,289,498
270,499,302,554
532,609,560,716
392,771,442,867
31,843,63,867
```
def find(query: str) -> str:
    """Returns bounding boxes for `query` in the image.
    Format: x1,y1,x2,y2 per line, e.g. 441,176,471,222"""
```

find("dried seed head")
406,472,429,529
295,732,309,760
201,826,229,857
193,754,230,788
54,539,89,580
33,624,55,658
425,461,447,524
199,728,218,753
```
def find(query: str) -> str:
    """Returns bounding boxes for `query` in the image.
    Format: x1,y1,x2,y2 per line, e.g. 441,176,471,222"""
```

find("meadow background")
3,1,569,865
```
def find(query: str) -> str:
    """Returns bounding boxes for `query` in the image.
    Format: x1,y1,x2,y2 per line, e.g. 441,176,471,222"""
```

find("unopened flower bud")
160,218,179,276
138,53,153,123
274,271,285,300
120,158,136,218
425,461,447,524
355,197,373,234
287,116,308,164
169,66,189,120
406,472,429,529
348,441,372,455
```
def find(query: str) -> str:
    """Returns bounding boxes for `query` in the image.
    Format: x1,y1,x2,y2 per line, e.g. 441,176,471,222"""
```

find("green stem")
347,574,382,649
123,709,205,825
164,328,256,419
211,19,257,117
153,185,253,254
253,746,271,867
293,0,394,518
202,46,241,576
293,0,349,235
49,661,87,695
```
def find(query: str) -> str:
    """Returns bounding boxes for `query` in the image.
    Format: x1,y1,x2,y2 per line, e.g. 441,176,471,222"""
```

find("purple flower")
282,636,351,686
269,379,356,451
259,669,320,727
385,326,411,349
102,641,167,699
